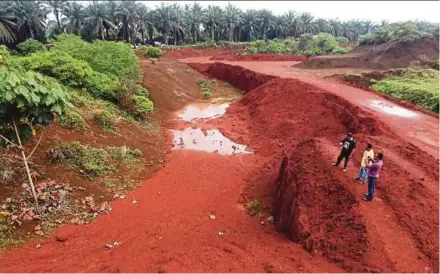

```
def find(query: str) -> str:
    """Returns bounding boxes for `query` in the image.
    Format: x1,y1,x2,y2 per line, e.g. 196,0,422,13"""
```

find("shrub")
14,51,94,88
335,36,349,47
246,46,258,54
371,69,439,112
17,39,47,55
332,46,348,55
140,46,163,58
246,198,262,216
52,34,141,83
47,142,113,178
304,47,325,56
0,45,10,58
86,72,120,101
107,145,143,164
57,109,86,131
93,110,117,132
312,32,339,53
0,63,71,144
198,80,212,98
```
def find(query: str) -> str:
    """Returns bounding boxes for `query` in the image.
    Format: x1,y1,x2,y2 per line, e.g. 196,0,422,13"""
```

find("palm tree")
184,2,204,43
170,3,185,45
224,3,242,42
284,10,300,37
12,1,48,41
314,18,329,34
62,2,84,35
115,0,138,43
0,1,17,43
84,1,115,40
239,9,257,41
257,9,274,40
203,5,222,41
45,0,67,32
136,4,155,44
329,18,342,37
270,16,289,39
298,12,315,35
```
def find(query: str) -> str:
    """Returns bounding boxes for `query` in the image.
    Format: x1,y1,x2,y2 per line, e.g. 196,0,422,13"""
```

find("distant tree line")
0,0,438,46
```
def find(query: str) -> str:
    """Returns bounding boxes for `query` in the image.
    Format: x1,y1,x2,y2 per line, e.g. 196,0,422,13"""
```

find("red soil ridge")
210,54,308,62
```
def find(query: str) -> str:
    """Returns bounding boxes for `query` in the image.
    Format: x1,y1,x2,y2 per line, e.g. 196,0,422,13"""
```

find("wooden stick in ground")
26,128,44,160
12,119,39,211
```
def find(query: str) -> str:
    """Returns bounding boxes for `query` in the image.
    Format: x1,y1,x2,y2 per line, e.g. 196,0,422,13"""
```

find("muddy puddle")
171,128,251,155
177,103,230,121
370,100,417,118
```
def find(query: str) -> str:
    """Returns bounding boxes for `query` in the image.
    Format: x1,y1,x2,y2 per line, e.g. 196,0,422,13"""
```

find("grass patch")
57,108,86,131
198,79,213,98
103,178,139,191
47,142,114,178
371,69,439,112
246,198,262,216
107,146,143,164
93,110,117,132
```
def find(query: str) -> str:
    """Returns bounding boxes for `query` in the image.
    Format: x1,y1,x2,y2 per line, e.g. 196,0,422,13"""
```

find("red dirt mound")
187,62,276,92
194,62,438,272
298,35,439,69
274,139,368,271
210,54,308,62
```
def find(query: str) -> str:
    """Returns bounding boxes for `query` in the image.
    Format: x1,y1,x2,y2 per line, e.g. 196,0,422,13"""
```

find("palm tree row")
0,0,437,46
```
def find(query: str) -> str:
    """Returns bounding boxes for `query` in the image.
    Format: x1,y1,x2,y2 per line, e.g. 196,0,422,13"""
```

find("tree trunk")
211,25,215,41
56,11,61,30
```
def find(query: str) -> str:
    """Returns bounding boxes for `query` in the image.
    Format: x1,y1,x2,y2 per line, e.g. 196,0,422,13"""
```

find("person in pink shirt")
363,152,384,202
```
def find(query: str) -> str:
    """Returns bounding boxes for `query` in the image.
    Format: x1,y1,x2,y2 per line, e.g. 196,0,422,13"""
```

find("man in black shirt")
332,132,356,172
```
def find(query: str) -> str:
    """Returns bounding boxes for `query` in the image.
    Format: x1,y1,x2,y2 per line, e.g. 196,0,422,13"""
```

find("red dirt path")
0,55,438,272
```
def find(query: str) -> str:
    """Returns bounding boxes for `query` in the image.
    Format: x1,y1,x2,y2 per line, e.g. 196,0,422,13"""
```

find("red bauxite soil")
0,55,438,272
210,54,308,62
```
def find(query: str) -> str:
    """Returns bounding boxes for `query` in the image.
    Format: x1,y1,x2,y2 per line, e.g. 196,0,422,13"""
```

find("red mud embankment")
164,46,245,59
190,62,439,272
210,54,308,62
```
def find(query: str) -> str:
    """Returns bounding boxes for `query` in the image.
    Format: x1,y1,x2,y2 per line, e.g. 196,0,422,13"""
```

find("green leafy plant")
371,69,439,112
331,46,348,55
107,145,143,164
57,109,86,131
93,110,117,132
0,45,10,58
17,39,47,55
198,79,212,98
140,46,163,58
47,141,113,178
246,198,262,216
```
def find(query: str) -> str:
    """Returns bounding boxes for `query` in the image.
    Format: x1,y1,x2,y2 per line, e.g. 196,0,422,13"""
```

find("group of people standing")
332,133,384,202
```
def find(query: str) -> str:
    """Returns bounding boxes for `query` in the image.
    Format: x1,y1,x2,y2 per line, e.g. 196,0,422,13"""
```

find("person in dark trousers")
332,132,356,172
363,152,384,202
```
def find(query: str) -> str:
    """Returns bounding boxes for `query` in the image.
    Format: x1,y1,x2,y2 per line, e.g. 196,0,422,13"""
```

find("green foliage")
332,46,348,55
132,86,154,119
359,22,437,46
107,145,143,164
0,62,71,143
47,142,113,178
335,36,349,47
371,69,439,112
140,46,163,58
246,198,262,216
304,47,325,56
0,45,10,57
93,110,117,132
14,51,93,88
198,79,212,98
17,39,47,55
246,46,258,54
311,33,339,53
57,108,86,131
85,72,120,101
52,34,141,84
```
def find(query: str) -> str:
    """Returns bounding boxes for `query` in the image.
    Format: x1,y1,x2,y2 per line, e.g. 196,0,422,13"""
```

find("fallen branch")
26,128,44,160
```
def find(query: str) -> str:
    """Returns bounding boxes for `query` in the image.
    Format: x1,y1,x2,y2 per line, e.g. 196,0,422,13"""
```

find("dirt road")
182,57,439,159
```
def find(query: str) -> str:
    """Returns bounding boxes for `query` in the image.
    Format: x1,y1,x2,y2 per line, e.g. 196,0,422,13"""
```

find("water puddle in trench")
177,103,230,121
171,128,251,155
370,100,417,118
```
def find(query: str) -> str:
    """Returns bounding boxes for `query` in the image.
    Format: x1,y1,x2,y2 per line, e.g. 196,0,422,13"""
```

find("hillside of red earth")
0,51,438,273
298,35,439,69
210,54,308,62
188,62,439,272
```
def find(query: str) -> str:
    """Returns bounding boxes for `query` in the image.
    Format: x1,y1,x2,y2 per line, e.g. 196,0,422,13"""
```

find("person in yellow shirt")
354,143,374,184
